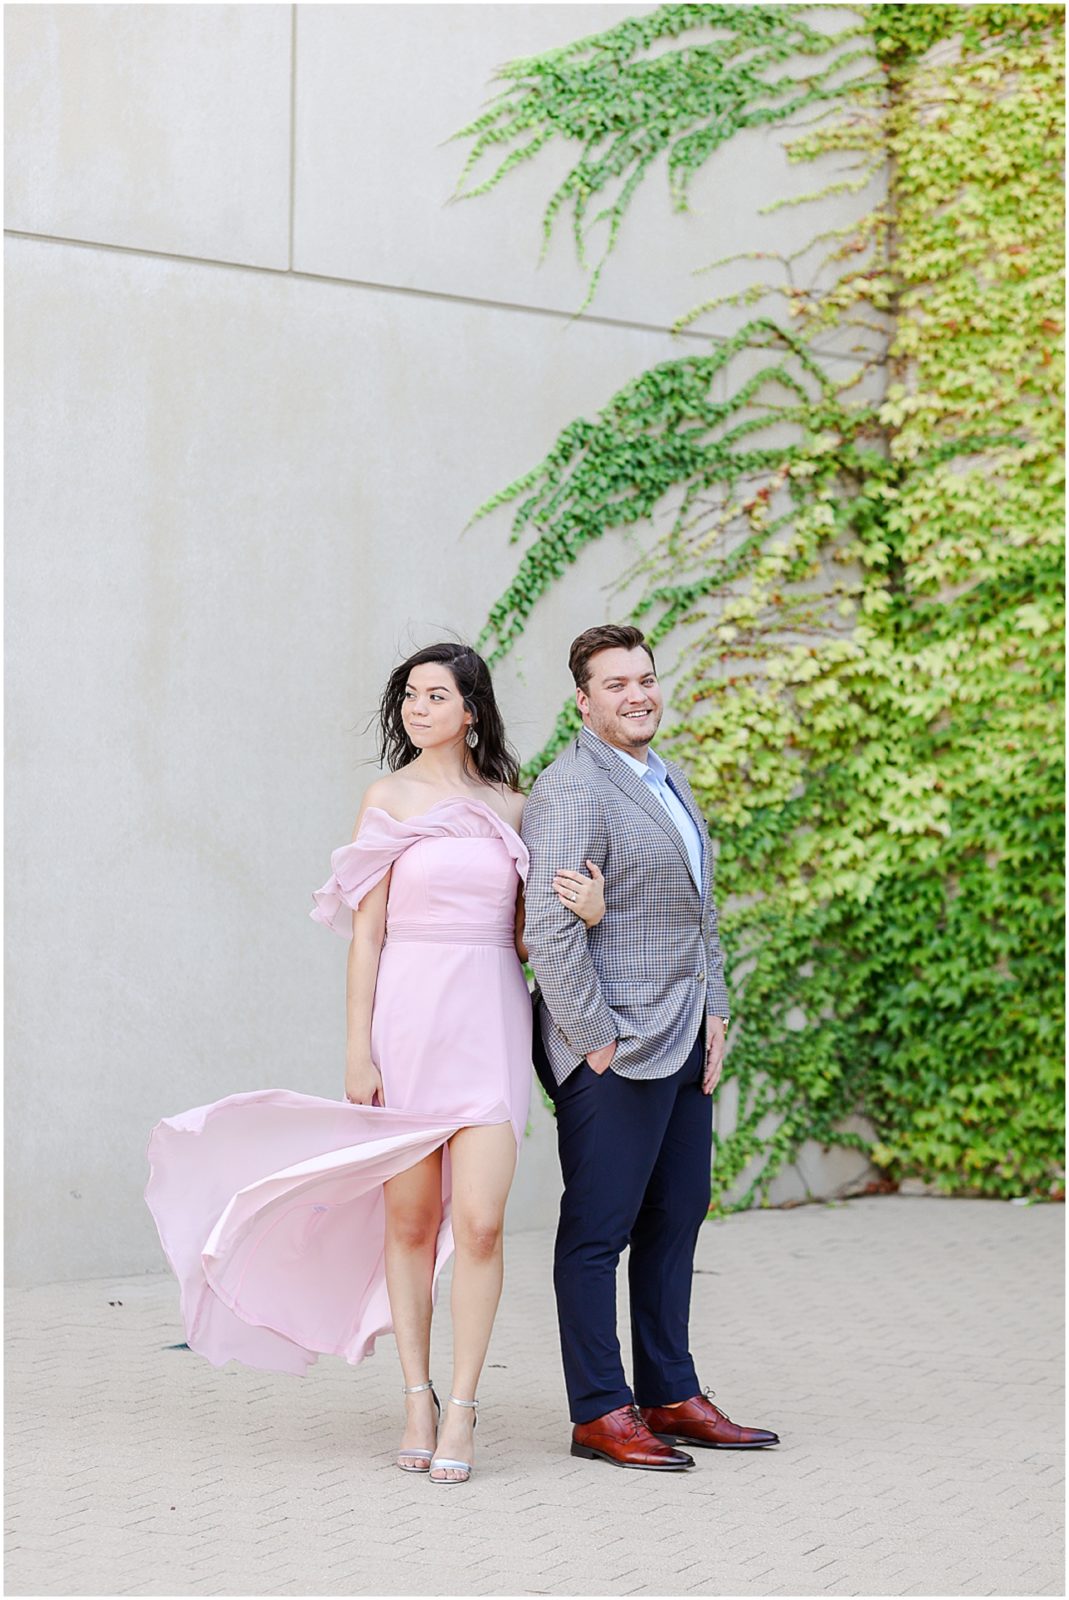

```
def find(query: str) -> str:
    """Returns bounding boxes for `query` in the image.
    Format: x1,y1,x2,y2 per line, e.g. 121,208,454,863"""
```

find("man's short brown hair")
568,624,656,690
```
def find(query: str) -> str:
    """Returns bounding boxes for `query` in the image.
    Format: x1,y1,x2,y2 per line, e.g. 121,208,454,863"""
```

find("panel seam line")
2,229,878,364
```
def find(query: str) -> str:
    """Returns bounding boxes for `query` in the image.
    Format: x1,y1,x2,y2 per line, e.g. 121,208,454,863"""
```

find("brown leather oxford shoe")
640,1390,779,1450
571,1404,695,1470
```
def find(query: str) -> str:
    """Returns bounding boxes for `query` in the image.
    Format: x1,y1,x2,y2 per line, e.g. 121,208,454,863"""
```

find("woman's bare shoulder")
352,773,412,835
500,787,526,830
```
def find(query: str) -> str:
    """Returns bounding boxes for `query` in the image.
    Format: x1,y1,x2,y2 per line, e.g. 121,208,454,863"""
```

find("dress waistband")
385,921,516,949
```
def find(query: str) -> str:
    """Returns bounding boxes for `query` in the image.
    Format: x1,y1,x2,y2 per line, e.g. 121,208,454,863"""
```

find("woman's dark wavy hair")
377,642,521,790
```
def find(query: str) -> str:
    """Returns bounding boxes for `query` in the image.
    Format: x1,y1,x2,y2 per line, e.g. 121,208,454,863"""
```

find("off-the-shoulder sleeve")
310,811,406,938
310,798,529,939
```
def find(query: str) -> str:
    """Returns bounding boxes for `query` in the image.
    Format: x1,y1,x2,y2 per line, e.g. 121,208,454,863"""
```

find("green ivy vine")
451,4,877,310
455,4,1065,1207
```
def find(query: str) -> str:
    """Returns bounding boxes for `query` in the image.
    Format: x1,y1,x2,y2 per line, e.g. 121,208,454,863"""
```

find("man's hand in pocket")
586,1041,618,1076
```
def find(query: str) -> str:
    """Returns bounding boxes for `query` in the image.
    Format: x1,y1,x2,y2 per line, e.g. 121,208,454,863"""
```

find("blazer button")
696,972,705,984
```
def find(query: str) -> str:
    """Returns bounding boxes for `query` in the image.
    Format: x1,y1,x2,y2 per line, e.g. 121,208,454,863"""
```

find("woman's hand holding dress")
345,1055,384,1107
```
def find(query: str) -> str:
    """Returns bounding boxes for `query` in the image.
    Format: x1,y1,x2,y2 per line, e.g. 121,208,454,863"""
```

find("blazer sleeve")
704,887,731,1018
520,774,618,1057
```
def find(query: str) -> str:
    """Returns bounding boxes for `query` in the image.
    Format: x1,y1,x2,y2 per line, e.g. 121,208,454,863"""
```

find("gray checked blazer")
520,729,730,1084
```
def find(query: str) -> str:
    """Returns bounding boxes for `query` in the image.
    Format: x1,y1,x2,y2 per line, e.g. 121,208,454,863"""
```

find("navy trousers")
537,1024,712,1424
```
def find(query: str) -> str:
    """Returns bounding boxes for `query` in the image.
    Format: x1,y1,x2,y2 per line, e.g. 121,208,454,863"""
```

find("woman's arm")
514,886,529,963
344,869,389,1104
343,788,392,1105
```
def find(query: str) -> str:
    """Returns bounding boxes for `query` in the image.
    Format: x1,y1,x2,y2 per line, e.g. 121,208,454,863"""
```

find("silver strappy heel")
396,1379,441,1473
429,1395,478,1484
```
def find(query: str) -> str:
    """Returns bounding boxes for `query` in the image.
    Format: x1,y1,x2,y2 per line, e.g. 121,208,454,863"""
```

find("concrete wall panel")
5,234,687,1284
293,4,881,335
5,4,291,267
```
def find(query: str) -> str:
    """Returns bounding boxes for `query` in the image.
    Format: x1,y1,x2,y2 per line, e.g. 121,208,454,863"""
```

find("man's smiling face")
576,645,663,758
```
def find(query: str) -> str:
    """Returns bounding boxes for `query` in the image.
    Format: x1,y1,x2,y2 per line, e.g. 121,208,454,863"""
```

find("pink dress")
145,797,532,1376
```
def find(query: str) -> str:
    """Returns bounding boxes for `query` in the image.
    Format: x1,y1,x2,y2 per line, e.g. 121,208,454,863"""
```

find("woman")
146,642,603,1486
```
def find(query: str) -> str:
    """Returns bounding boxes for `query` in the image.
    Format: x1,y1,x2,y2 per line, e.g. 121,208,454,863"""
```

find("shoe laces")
700,1386,727,1418
624,1404,647,1437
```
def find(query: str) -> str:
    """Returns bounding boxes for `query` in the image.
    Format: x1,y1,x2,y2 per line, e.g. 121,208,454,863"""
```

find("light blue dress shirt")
582,727,705,892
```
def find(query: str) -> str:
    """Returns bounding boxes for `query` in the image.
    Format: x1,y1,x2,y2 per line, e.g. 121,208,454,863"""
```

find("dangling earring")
465,725,479,749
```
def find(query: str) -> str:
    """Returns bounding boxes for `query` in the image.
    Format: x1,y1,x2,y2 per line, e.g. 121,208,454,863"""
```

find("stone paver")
5,1198,1064,1597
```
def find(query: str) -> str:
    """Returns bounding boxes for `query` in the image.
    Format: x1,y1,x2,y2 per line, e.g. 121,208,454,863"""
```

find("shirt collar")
582,725,668,785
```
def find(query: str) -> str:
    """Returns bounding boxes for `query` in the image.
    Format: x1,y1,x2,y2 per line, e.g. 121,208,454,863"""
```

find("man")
521,624,779,1470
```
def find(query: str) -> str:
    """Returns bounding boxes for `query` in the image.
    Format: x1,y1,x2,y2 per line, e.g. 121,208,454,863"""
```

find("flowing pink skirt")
146,937,532,1375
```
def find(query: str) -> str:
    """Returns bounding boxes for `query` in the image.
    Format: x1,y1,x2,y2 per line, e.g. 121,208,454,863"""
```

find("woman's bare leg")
384,1148,443,1464
431,1122,517,1481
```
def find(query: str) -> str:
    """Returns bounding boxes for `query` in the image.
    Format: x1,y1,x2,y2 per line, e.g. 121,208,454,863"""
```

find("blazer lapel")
580,734,698,890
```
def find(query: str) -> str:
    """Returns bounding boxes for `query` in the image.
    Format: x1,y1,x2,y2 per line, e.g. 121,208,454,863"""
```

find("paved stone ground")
5,1198,1064,1598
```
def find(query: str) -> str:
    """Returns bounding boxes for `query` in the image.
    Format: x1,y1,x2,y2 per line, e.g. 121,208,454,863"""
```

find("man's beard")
593,706,660,748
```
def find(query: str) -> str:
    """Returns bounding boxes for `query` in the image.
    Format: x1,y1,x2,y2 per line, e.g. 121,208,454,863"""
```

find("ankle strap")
447,1395,478,1410
402,1380,435,1395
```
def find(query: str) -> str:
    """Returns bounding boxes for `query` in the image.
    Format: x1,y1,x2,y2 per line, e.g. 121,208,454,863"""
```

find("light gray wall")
6,3,880,1286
